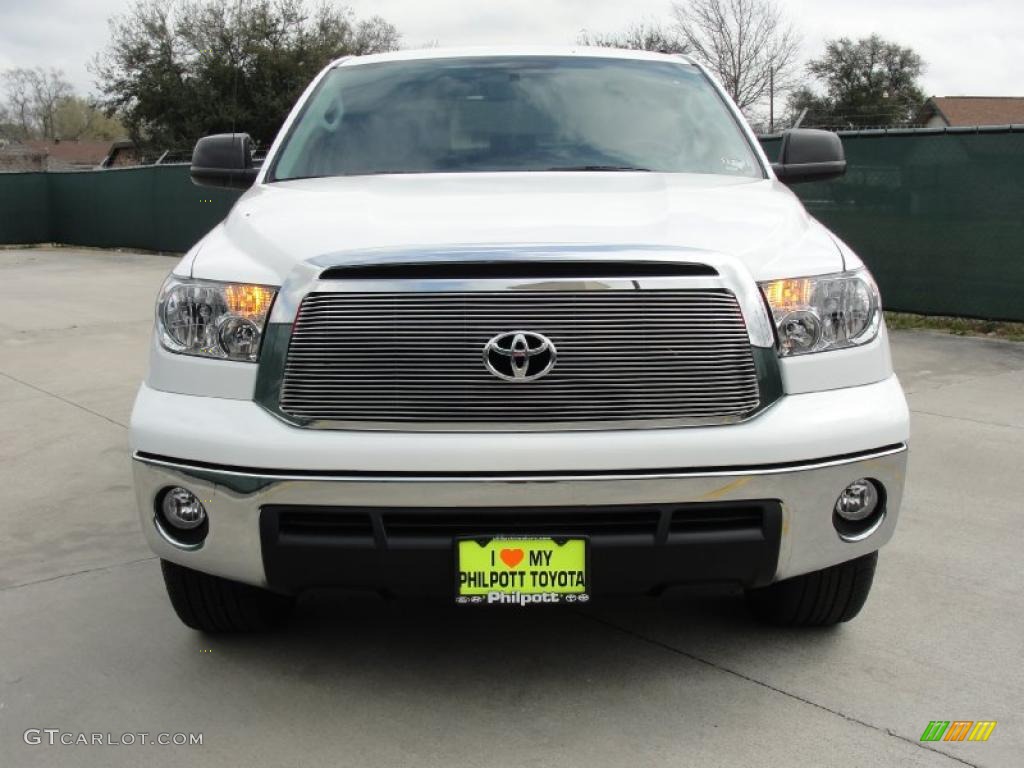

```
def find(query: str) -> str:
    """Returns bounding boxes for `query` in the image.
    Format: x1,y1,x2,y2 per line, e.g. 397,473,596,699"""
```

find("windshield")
270,56,763,180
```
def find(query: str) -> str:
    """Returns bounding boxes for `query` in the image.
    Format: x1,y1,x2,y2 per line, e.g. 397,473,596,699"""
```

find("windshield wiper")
543,164,652,172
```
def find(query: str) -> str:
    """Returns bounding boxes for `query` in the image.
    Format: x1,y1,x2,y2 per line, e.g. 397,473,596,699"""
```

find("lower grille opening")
259,501,783,593
277,508,374,539
383,509,662,539
670,504,765,534
266,502,770,545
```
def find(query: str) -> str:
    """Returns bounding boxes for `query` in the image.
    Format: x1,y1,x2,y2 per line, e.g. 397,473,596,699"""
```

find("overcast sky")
1,0,1021,99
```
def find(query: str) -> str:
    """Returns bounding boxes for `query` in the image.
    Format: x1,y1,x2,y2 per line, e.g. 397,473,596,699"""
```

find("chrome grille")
279,290,761,427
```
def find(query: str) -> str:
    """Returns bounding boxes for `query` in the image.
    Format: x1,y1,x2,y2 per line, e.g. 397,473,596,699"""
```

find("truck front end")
131,49,908,631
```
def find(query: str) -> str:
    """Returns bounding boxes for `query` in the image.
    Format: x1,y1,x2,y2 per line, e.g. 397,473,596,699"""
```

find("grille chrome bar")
278,289,763,429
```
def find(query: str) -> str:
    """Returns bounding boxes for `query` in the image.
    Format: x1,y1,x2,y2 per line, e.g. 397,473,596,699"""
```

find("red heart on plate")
500,548,524,568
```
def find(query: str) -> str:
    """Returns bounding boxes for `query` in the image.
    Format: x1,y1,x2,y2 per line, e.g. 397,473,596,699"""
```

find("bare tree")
2,69,35,138
671,0,800,114
30,68,73,139
1,67,73,139
578,22,688,54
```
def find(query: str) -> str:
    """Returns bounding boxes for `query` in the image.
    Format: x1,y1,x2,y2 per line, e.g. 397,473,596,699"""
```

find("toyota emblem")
483,331,557,382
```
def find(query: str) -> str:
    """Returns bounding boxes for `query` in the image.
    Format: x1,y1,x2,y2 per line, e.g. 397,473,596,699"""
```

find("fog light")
835,479,879,522
161,487,207,530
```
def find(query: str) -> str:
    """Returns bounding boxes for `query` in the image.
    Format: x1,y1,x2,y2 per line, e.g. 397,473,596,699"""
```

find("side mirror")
190,133,258,189
772,129,846,184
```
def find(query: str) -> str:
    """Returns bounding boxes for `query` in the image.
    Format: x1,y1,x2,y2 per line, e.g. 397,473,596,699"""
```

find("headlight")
759,270,880,356
157,277,276,362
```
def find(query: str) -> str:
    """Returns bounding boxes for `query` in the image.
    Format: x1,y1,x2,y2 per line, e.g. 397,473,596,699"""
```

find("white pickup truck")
130,47,909,632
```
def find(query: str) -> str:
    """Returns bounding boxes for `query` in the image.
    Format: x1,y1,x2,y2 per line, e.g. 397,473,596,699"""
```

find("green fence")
0,165,240,253
760,127,1024,321
1,129,1022,320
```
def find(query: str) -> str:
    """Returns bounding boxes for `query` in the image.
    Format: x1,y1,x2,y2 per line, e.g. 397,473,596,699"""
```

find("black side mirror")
772,129,846,184
190,133,258,189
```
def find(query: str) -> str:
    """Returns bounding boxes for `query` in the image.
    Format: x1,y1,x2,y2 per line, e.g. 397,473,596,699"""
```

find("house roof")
0,144,47,158
924,97,1024,127
23,139,112,166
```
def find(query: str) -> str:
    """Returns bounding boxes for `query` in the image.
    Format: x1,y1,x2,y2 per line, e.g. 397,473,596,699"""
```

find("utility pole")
769,67,775,133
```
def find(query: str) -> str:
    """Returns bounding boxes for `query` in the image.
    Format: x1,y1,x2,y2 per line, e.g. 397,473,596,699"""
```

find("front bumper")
131,373,909,593
132,442,907,593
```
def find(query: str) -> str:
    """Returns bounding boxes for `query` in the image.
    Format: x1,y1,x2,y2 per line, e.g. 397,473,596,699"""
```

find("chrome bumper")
133,444,907,589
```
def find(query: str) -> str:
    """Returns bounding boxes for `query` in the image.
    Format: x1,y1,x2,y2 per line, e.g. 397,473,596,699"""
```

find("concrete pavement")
1,248,1021,767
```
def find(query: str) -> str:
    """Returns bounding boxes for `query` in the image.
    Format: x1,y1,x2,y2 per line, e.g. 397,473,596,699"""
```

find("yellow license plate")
456,537,589,605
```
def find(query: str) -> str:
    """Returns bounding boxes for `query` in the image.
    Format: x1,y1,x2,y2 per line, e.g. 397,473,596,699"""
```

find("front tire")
160,560,295,633
745,552,878,627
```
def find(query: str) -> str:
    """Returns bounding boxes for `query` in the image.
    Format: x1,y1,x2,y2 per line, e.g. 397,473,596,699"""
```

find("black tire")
745,552,878,627
160,560,296,633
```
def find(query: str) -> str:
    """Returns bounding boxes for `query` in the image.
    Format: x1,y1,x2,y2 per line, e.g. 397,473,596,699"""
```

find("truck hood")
188,172,845,285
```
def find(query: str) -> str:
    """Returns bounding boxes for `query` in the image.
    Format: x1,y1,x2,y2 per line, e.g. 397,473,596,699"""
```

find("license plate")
455,537,589,606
